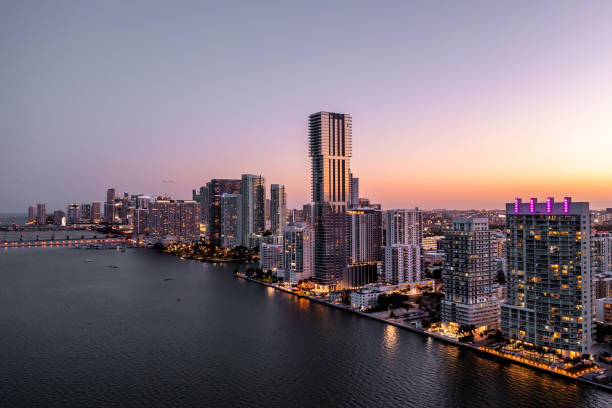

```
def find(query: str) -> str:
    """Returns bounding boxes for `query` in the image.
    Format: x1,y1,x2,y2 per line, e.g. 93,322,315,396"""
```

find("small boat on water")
84,259,94,263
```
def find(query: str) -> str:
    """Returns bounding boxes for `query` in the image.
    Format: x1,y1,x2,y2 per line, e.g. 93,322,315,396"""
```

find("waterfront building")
385,208,423,247
592,232,612,275
134,208,148,235
270,184,287,236
501,197,593,357
221,193,241,249
348,207,383,264
36,203,46,225
27,206,36,223
309,111,351,288
350,287,384,309
259,243,283,273
595,298,612,324
239,174,266,247
349,172,359,208
67,203,80,225
344,263,379,288
441,218,501,332
207,179,241,247
91,202,101,223
280,223,313,284
148,199,200,242
383,244,422,285
80,203,92,223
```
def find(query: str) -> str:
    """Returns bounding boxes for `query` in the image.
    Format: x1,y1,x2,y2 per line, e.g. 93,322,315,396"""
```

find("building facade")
239,174,266,247
207,179,241,247
221,193,241,249
501,197,593,357
348,207,383,264
280,224,313,284
148,199,200,242
383,244,422,285
270,184,287,236
385,208,423,247
441,218,500,332
36,203,46,225
309,111,351,288
259,243,283,273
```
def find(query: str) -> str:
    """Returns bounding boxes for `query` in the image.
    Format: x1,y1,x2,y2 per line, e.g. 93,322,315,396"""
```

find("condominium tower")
207,179,241,247
441,218,500,331
240,174,266,247
501,197,593,357
309,111,351,288
270,184,287,236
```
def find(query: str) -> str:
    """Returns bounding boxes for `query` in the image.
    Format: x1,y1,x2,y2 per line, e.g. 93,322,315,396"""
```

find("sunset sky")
2,1,612,212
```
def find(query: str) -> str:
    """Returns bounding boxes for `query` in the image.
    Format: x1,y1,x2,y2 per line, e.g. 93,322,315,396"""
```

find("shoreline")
235,273,612,393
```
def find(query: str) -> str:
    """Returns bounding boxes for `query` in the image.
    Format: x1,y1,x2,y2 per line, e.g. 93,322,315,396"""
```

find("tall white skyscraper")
501,197,593,357
309,111,351,288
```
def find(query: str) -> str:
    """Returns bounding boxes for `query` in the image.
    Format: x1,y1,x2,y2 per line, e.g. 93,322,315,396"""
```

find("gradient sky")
2,1,612,212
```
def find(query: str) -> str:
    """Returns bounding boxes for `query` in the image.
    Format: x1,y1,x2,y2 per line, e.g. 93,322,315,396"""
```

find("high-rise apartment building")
309,111,351,288
259,243,283,273
207,179,241,247
80,203,92,223
67,203,80,225
383,245,422,285
280,223,314,284
349,172,359,208
36,203,46,225
501,197,592,357
348,207,383,264
441,218,500,332
270,184,287,236
105,188,116,224
148,199,200,242
239,174,266,247
592,232,612,276
221,193,241,248
385,208,423,246
91,202,101,224
192,186,209,226
27,206,36,223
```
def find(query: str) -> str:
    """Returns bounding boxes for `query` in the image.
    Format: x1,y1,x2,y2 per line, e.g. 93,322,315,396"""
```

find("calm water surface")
1,248,610,407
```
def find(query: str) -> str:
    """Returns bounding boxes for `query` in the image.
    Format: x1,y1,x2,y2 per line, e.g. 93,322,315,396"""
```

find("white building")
385,208,423,247
280,224,313,284
383,244,422,285
350,287,384,309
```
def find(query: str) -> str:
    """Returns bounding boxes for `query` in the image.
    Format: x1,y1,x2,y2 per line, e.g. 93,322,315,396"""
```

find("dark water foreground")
1,248,610,407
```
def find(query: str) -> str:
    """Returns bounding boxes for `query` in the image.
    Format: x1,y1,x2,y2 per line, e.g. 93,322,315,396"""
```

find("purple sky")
2,1,612,213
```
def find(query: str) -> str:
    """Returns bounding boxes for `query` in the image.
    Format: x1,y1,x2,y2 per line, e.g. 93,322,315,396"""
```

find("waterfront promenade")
235,273,612,393
1,237,130,249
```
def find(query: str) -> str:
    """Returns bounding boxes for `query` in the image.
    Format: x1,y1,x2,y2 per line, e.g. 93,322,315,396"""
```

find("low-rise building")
350,287,384,309
596,298,612,324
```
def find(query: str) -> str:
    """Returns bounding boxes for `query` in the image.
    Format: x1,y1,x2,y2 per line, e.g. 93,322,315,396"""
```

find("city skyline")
3,2,612,212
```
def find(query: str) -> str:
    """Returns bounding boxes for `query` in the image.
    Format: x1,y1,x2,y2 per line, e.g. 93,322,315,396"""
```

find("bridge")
1,237,131,249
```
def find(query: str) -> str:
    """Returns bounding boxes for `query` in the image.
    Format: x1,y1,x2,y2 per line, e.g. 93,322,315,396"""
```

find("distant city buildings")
36,203,46,225
27,206,36,223
67,203,80,224
441,218,500,332
349,172,359,208
91,202,101,224
501,197,593,357
309,111,351,288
